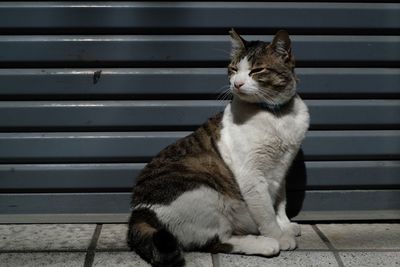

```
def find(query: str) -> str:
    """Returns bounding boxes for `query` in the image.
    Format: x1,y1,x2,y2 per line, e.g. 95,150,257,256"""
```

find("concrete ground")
0,223,399,267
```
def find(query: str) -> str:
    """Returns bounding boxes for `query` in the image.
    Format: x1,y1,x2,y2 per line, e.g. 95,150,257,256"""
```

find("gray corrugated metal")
0,100,399,130
1,190,399,221
0,2,399,31
0,131,399,163
1,161,399,192
1,68,399,98
0,36,399,66
0,1,399,223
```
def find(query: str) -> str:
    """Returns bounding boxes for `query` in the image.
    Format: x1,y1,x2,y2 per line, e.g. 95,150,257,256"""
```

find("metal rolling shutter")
0,2,399,223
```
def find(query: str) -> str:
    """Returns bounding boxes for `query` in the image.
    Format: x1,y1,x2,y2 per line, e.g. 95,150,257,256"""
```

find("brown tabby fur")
131,112,242,207
128,113,239,266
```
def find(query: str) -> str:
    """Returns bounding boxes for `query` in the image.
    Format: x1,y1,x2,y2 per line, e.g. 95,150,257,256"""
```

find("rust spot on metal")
93,70,102,84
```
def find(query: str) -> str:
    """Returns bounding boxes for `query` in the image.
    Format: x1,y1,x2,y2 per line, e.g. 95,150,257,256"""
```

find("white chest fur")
217,96,309,190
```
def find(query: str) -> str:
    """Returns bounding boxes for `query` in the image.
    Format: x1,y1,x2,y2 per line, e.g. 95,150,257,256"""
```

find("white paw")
278,234,297,251
289,222,301,237
257,236,280,256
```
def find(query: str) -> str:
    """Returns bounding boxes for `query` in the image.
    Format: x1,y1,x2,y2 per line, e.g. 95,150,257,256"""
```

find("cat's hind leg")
149,186,280,257
151,186,234,250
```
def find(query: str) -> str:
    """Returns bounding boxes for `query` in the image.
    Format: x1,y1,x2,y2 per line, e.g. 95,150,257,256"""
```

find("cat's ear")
271,30,292,60
229,28,247,54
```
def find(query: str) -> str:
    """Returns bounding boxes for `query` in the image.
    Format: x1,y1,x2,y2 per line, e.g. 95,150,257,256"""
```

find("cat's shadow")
286,148,307,219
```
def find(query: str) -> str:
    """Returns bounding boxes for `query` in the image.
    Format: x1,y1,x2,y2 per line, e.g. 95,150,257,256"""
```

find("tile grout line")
334,249,400,253
296,248,400,252
211,253,221,267
0,249,88,253
84,224,102,267
312,225,345,267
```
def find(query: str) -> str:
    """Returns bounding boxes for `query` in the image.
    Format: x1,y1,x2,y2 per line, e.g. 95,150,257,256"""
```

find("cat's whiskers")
215,84,231,92
257,89,278,105
216,87,229,99
257,90,275,104
217,89,231,102
258,88,275,104
217,90,232,104
221,90,233,102
216,85,233,103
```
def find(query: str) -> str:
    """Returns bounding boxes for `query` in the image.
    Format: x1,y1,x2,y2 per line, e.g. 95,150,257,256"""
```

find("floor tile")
317,224,400,249
93,252,149,267
0,224,95,251
339,252,400,267
185,252,213,267
218,251,338,267
96,224,129,250
93,252,213,267
297,225,328,250
0,252,85,267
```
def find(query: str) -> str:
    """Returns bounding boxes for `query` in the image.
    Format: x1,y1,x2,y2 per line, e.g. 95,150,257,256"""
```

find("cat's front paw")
288,222,301,237
257,236,280,256
278,234,297,251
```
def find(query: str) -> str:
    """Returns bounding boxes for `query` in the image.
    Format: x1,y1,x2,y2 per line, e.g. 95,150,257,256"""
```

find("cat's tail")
127,208,185,267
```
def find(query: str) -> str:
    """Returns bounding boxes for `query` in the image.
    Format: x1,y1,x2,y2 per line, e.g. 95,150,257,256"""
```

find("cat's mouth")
231,88,263,103
232,87,255,96
233,90,249,96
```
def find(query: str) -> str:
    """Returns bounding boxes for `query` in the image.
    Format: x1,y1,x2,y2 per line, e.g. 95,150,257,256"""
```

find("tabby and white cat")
128,29,310,267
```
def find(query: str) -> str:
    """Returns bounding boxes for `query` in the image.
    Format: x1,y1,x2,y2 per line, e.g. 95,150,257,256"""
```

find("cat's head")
228,29,297,105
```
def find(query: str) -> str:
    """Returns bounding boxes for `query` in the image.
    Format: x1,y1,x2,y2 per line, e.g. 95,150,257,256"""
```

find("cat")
127,29,310,267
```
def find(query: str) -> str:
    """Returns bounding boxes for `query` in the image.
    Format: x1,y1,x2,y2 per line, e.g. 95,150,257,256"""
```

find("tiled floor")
0,223,399,266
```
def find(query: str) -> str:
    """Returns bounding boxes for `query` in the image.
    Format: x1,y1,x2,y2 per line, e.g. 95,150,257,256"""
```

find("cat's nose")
234,81,245,89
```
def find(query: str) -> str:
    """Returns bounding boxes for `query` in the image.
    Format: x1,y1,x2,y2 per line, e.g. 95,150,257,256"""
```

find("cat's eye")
229,66,238,72
265,67,281,74
249,68,265,75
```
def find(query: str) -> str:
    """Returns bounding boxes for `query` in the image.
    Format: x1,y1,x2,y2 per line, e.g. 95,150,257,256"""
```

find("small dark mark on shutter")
93,70,102,84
